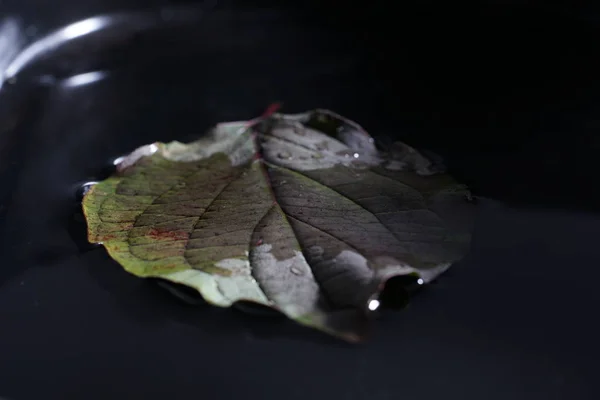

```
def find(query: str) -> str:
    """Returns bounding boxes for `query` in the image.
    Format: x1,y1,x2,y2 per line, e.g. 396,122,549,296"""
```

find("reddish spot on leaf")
246,102,282,128
261,102,282,119
156,263,178,270
148,227,188,241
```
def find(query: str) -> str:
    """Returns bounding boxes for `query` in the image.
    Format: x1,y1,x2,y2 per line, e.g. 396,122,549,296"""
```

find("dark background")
0,1,599,399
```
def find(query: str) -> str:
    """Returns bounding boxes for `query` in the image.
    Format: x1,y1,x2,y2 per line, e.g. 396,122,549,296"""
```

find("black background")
0,1,599,399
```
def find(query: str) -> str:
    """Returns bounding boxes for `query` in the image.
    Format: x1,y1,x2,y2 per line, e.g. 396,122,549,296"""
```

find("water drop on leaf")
290,266,303,276
112,156,125,166
277,151,292,160
76,181,98,202
367,299,380,311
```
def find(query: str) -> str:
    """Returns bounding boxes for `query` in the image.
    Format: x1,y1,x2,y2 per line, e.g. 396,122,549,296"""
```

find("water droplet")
378,275,422,310
307,245,324,258
76,181,99,201
368,299,380,311
353,153,360,159
293,125,306,135
315,141,329,151
290,266,303,276
417,278,424,285
277,151,292,160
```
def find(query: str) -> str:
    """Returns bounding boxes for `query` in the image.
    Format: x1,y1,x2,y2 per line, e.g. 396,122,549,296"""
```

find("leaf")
82,109,475,342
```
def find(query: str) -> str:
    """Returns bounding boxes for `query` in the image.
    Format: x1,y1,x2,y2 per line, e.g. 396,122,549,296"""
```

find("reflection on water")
3,16,111,81
62,71,107,88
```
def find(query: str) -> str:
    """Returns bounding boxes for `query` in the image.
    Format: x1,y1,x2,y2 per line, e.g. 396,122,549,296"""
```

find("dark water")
0,4,599,400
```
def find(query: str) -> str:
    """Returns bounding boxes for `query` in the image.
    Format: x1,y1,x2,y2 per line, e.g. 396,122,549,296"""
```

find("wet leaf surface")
83,109,475,341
